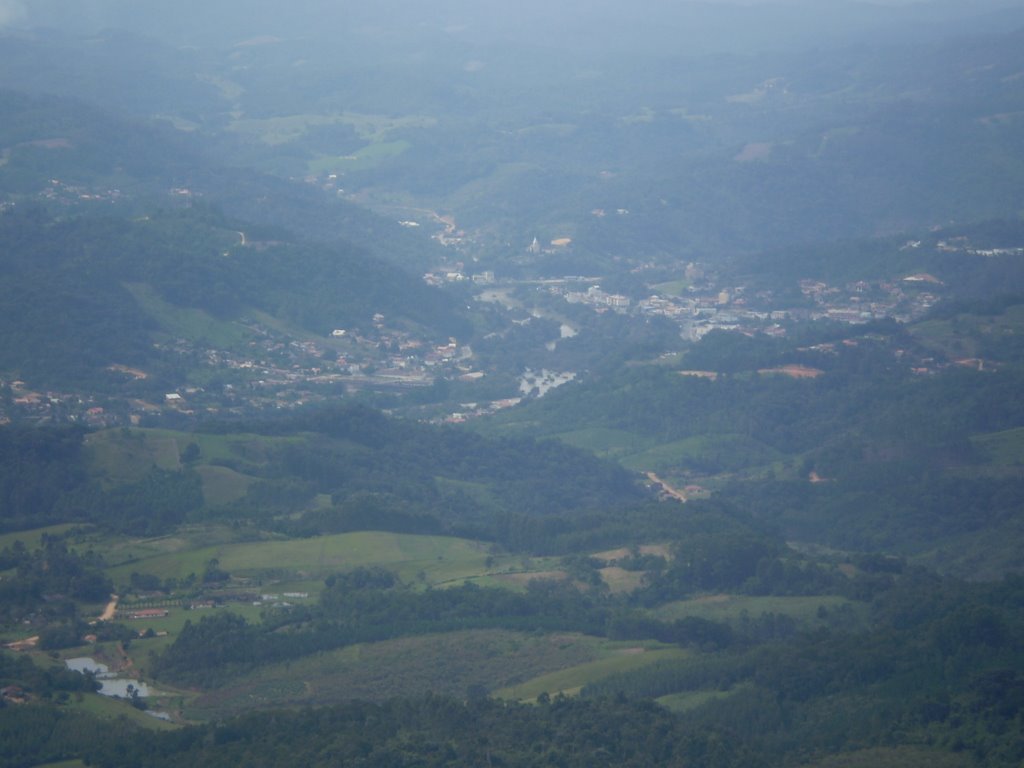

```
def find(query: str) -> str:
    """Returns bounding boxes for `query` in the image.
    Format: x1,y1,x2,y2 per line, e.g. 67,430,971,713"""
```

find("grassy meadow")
0,524,80,552
656,685,746,713
124,282,253,350
68,691,180,731
493,643,690,702
910,303,1024,362
309,140,411,174
553,427,659,461
972,425,1024,466
83,426,307,509
104,530,497,587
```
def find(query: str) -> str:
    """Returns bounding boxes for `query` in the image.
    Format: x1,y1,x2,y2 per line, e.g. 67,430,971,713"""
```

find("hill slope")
0,205,467,391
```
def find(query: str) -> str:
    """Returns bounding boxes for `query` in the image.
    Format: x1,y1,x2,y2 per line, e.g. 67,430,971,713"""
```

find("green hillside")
482,316,1024,575
0,404,646,546
0,206,466,391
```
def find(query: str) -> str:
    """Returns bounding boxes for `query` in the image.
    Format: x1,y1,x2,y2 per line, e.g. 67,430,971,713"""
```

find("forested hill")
0,403,647,544
0,205,468,389
8,17,1024,267
482,316,1024,576
736,219,1024,293
0,89,449,273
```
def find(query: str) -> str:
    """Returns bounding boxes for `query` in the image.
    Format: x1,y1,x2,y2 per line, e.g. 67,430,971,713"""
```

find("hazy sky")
2,0,1020,39
0,0,25,27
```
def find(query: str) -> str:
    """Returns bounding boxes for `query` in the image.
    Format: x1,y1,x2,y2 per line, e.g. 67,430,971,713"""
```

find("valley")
2,2,1024,766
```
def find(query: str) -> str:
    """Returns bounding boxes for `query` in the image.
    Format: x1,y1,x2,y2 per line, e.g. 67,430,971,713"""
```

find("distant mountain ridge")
0,88,450,273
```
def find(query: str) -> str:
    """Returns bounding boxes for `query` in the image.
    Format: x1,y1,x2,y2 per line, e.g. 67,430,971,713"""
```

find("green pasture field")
71,523,257,572
0,524,80,551
597,566,647,594
456,565,567,592
910,303,1024,361
445,161,548,213
194,465,256,507
230,114,342,145
650,279,691,297
123,601,267,638
93,426,300,467
158,430,301,468
104,530,496,587
493,643,690,702
656,685,746,713
330,112,436,141
972,425,1024,466
308,140,411,174
228,113,350,146
649,594,865,627
185,630,656,719
67,691,179,731
910,318,981,360
260,577,325,595
229,112,434,145
617,433,783,474
913,515,1024,581
125,282,252,349
84,428,181,485
85,426,304,489
553,428,658,460
618,436,712,472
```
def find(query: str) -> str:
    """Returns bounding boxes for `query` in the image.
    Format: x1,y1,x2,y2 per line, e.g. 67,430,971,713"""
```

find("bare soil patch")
758,365,824,379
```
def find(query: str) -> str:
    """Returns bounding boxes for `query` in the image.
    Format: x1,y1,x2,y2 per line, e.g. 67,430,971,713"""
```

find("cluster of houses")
0,380,123,428
38,177,126,207
532,268,944,344
562,285,631,311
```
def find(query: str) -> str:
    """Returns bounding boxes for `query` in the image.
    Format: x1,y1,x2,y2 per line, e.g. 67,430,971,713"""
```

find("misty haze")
1,1,1024,766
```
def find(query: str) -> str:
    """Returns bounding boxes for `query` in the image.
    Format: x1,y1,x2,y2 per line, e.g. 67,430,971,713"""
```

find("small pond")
65,657,152,698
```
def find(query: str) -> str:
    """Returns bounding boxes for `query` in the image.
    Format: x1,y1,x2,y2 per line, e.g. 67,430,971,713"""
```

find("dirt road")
98,595,119,622
646,472,687,503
